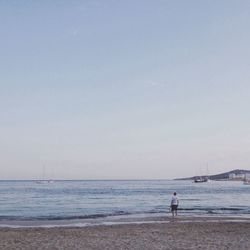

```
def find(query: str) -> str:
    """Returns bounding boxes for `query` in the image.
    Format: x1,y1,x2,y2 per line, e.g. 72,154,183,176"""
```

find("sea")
0,180,250,227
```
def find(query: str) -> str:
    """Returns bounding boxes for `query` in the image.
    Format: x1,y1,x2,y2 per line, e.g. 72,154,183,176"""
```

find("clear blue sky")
1,0,250,179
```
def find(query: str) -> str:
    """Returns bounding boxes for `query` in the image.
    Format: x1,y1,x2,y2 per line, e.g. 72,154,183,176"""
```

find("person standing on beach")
170,192,179,217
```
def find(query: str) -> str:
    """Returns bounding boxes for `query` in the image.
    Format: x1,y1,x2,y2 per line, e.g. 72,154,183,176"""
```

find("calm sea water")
0,180,250,222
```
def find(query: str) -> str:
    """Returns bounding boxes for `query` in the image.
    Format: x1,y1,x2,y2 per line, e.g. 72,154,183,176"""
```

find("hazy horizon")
1,1,250,180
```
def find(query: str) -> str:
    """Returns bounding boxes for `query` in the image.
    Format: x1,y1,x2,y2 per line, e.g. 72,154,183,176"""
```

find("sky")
1,0,250,180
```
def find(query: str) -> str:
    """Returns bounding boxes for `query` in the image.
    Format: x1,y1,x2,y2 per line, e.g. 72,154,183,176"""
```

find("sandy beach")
0,218,250,250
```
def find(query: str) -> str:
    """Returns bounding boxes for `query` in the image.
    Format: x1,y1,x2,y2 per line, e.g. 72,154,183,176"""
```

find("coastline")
0,217,250,250
1,213,250,228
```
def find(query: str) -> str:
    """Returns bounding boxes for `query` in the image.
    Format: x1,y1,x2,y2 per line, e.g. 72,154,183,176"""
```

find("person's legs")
175,205,178,216
171,206,175,217
171,205,178,217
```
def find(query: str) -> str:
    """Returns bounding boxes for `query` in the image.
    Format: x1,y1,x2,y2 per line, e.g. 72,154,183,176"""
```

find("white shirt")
171,195,179,205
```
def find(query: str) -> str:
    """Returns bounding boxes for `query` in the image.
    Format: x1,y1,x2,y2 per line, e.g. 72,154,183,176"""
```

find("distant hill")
175,169,250,181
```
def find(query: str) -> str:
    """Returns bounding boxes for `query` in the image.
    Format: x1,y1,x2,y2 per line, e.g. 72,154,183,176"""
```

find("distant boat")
194,163,209,183
36,180,54,184
194,176,209,183
36,164,54,184
243,174,250,185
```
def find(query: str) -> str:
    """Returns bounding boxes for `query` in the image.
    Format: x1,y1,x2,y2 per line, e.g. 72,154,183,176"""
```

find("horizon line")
0,178,174,181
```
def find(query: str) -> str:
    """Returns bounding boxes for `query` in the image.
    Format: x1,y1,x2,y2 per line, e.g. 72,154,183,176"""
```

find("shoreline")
0,218,250,249
1,214,250,228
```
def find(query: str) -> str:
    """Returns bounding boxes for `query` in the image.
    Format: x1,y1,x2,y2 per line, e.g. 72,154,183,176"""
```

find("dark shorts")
171,205,178,211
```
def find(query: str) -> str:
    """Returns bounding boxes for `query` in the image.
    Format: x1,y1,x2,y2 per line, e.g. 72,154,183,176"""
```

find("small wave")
179,207,243,211
181,199,201,201
0,211,132,221
218,208,242,211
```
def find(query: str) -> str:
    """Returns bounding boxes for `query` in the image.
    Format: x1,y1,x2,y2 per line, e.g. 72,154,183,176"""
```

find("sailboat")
194,164,209,183
243,174,250,185
36,179,54,184
194,176,208,183
36,165,54,184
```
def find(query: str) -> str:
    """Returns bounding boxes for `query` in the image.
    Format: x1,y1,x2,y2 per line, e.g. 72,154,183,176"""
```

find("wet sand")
0,218,250,250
